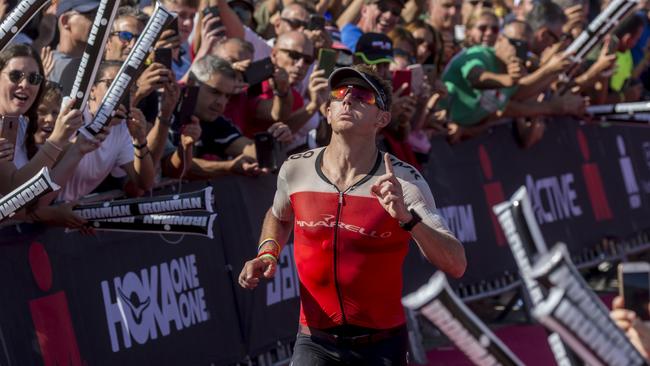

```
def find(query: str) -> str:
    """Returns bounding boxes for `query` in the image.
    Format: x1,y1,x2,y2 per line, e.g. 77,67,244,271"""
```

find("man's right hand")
136,63,173,102
229,154,268,176
238,256,277,289
154,29,181,50
506,57,524,86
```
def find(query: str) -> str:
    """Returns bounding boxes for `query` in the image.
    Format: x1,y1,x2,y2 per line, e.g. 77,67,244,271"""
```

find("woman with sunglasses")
465,9,500,48
0,45,108,229
0,45,104,193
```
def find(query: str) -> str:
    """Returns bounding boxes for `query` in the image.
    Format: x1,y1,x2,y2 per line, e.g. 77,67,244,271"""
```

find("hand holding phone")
0,115,19,161
307,14,325,30
392,69,412,96
619,262,650,320
254,132,282,173
317,48,337,78
154,48,173,70
407,64,424,96
244,57,275,86
202,6,224,33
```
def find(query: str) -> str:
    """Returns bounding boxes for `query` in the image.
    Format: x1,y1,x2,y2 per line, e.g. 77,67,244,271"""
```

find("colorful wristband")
257,251,279,262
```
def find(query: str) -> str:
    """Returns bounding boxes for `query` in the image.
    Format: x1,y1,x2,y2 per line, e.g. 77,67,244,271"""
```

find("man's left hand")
371,153,411,222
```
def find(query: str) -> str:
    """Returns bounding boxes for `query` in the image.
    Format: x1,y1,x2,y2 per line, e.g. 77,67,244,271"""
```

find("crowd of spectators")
0,0,648,226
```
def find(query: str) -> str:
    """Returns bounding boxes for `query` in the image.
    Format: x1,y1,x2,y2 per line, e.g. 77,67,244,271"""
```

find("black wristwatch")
399,209,422,232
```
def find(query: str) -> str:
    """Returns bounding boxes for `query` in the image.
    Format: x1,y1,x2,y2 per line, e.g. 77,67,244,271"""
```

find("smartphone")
317,48,337,78
254,132,282,173
202,6,224,32
174,85,199,125
508,38,528,61
0,115,19,160
166,16,179,38
307,14,325,30
244,57,275,86
422,64,438,81
392,69,412,96
154,48,172,69
407,64,424,96
619,262,650,320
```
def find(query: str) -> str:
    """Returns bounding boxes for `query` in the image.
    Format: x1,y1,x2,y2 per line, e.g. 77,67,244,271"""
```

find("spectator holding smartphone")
186,55,291,178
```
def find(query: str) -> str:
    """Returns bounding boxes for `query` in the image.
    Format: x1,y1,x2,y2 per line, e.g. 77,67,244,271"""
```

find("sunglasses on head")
279,49,314,64
281,17,308,29
111,31,140,43
4,70,43,86
330,85,378,107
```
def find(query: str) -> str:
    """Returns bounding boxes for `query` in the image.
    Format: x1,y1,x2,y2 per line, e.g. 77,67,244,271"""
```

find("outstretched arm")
238,208,293,289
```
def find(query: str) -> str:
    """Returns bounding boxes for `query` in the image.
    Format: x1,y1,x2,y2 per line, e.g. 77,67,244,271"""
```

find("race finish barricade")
0,119,650,364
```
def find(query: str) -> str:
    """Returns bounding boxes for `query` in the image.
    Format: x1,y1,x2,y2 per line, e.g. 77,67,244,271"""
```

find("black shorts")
290,325,409,366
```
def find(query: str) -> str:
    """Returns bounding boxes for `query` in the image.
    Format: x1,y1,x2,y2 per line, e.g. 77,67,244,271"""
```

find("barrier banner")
73,187,213,219
0,223,245,365
530,243,646,365
69,0,121,111
81,2,175,137
0,0,51,52
79,212,217,238
403,271,524,366
0,167,59,222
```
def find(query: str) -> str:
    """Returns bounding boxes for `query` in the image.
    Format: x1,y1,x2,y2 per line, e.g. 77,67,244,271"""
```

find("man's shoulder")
285,147,323,163
386,153,424,183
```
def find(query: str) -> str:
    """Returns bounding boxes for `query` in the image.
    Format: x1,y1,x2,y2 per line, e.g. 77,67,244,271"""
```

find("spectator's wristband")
133,142,148,150
135,150,150,160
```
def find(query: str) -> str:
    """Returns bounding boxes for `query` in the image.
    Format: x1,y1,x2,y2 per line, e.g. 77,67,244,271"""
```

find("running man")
238,64,466,365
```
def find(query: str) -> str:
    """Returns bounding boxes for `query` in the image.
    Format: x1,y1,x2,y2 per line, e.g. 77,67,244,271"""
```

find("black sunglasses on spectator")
281,17,308,29
3,70,43,86
111,31,141,43
279,49,314,64
377,2,401,17
477,24,499,33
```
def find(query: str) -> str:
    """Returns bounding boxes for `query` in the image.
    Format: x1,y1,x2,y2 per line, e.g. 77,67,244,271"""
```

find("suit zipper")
333,190,347,324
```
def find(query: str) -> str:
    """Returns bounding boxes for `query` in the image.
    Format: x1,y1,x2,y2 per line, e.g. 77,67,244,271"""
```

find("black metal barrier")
1,119,650,365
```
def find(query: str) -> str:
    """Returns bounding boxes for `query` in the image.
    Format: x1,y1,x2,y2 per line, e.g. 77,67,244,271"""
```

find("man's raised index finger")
384,152,394,175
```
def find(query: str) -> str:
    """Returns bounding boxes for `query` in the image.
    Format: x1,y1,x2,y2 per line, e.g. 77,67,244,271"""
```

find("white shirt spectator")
59,122,134,201
245,26,272,61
